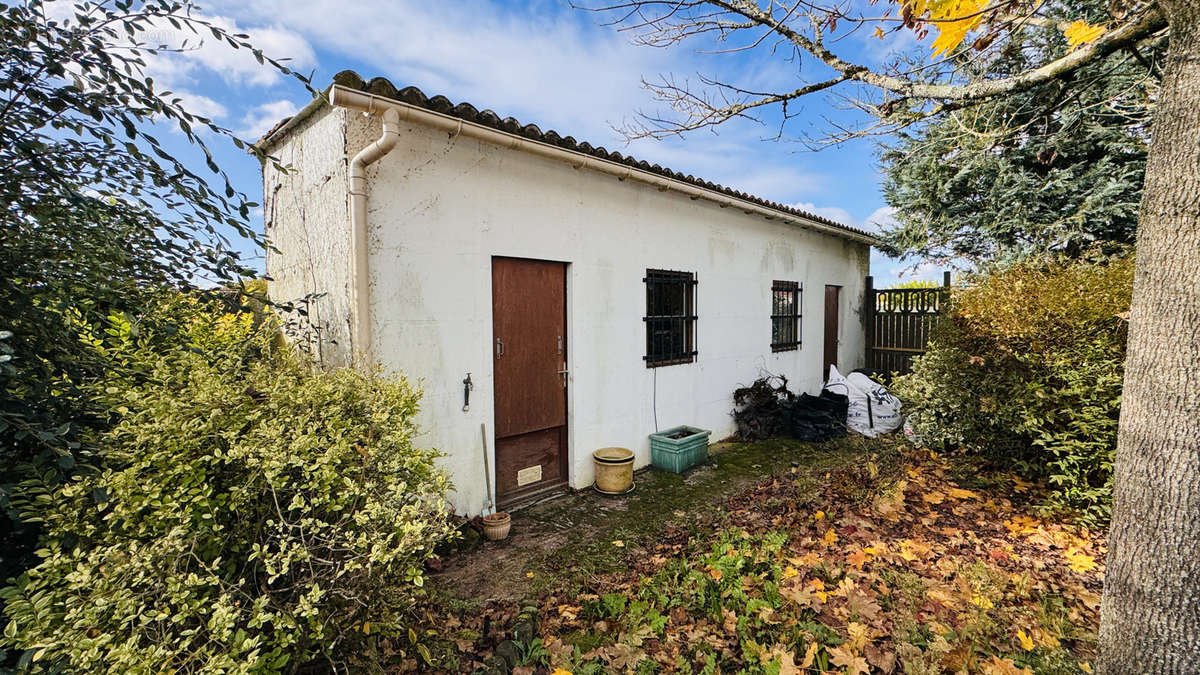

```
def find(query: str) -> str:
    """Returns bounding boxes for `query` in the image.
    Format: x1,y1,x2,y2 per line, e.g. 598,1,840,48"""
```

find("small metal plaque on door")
516,464,542,487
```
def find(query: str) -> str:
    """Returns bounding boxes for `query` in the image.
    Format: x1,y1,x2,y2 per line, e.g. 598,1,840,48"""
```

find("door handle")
557,363,568,388
495,337,504,358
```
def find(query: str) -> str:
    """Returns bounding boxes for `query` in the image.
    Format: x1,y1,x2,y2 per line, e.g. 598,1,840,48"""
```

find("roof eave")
256,71,880,247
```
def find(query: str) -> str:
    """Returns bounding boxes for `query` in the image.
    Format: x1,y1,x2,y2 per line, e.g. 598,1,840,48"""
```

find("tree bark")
1099,2,1200,672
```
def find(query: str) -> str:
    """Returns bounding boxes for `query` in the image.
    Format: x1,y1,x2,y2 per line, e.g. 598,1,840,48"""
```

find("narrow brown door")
823,285,841,379
492,257,568,506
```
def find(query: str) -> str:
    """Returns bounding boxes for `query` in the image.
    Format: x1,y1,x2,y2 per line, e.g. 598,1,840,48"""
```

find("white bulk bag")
822,366,903,438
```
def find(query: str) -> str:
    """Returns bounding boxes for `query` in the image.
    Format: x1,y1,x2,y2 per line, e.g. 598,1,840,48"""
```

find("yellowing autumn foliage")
982,655,1034,675
893,256,1133,525
1065,547,1099,572
846,622,871,651
904,2,1109,57
823,528,840,547
904,0,989,56
1064,19,1106,47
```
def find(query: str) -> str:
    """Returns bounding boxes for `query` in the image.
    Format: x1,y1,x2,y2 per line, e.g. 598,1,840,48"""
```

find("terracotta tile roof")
261,70,875,242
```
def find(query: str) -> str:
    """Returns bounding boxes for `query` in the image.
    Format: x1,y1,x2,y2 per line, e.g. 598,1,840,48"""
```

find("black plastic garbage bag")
787,390,849,442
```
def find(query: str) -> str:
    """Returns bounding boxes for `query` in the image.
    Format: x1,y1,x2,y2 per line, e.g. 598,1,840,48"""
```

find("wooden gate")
864,272,950,375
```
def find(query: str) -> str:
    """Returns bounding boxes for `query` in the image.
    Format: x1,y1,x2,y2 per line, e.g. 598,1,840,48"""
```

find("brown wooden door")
492,257,568,506
823,285,841,379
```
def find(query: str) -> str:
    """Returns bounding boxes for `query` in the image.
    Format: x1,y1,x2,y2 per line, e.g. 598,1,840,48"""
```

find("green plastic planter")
649,425,711,474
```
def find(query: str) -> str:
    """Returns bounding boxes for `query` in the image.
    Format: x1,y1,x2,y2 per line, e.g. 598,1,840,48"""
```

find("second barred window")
771,280,801,351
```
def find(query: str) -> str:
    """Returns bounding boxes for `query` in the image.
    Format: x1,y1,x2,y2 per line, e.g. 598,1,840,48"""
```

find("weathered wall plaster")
262,107,354,366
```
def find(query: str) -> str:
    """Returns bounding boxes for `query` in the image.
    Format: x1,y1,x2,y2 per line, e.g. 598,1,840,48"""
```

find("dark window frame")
771,280,802,352
643,269,697,367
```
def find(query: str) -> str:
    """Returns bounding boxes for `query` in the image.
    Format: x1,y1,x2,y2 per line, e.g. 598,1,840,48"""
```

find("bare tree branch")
581,0,1167,143
704,0,1164,102
624,72,852,137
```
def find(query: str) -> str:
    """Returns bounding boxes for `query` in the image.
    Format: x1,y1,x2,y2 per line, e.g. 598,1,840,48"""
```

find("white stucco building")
258,72,876,515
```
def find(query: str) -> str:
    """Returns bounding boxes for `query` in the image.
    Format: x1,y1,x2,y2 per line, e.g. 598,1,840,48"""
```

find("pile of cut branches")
732,375,796,441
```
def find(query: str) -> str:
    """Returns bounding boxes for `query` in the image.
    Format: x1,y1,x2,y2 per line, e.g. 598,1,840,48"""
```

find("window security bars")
644,269,697,366
771,280,801,351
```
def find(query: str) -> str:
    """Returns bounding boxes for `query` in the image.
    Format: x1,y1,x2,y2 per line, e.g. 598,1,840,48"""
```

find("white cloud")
48,4,317,133
871,251,947,285
793,202,854,226
617,134,826,202
207,0,831,204
172,91,228,121
143,14,315,88
735,172,824,203
860,205,949,285
210,0,660,138
115,12,316,135
786,203,947,285
239,99,301,138
789,203,896,232
859,205,968,284
862,205,898,233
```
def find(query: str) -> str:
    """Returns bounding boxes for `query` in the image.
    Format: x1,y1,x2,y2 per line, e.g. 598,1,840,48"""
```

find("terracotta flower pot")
482,512,511,541
593,447,635,494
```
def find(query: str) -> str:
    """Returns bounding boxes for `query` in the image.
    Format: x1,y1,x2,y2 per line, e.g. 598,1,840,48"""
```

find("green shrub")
891,256,1132,524
1,299,456,672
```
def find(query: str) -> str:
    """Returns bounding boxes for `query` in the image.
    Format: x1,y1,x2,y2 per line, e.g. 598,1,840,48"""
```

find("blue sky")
146,0,947,285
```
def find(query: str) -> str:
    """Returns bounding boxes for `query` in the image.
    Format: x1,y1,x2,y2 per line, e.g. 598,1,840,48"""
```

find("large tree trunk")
1099,2,1200,672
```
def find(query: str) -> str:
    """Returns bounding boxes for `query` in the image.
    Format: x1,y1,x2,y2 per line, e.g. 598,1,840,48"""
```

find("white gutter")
327,84,878,248
336,91,401,364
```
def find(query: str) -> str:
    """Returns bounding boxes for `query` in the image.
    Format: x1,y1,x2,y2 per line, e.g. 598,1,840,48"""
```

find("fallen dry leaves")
531,448,1105,674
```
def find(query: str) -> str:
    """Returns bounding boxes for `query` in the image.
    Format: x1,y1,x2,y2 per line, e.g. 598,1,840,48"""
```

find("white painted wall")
270,107,870,516
262,109,354,367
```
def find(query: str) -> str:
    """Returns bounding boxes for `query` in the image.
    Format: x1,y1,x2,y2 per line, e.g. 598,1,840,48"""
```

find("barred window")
771,280,801,351
644,269,697,367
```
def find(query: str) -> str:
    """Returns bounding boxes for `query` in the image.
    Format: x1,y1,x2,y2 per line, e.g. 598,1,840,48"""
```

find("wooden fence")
864,272,951,375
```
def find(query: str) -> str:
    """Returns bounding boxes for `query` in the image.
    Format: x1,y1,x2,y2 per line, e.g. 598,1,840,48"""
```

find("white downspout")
346,105,401,365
